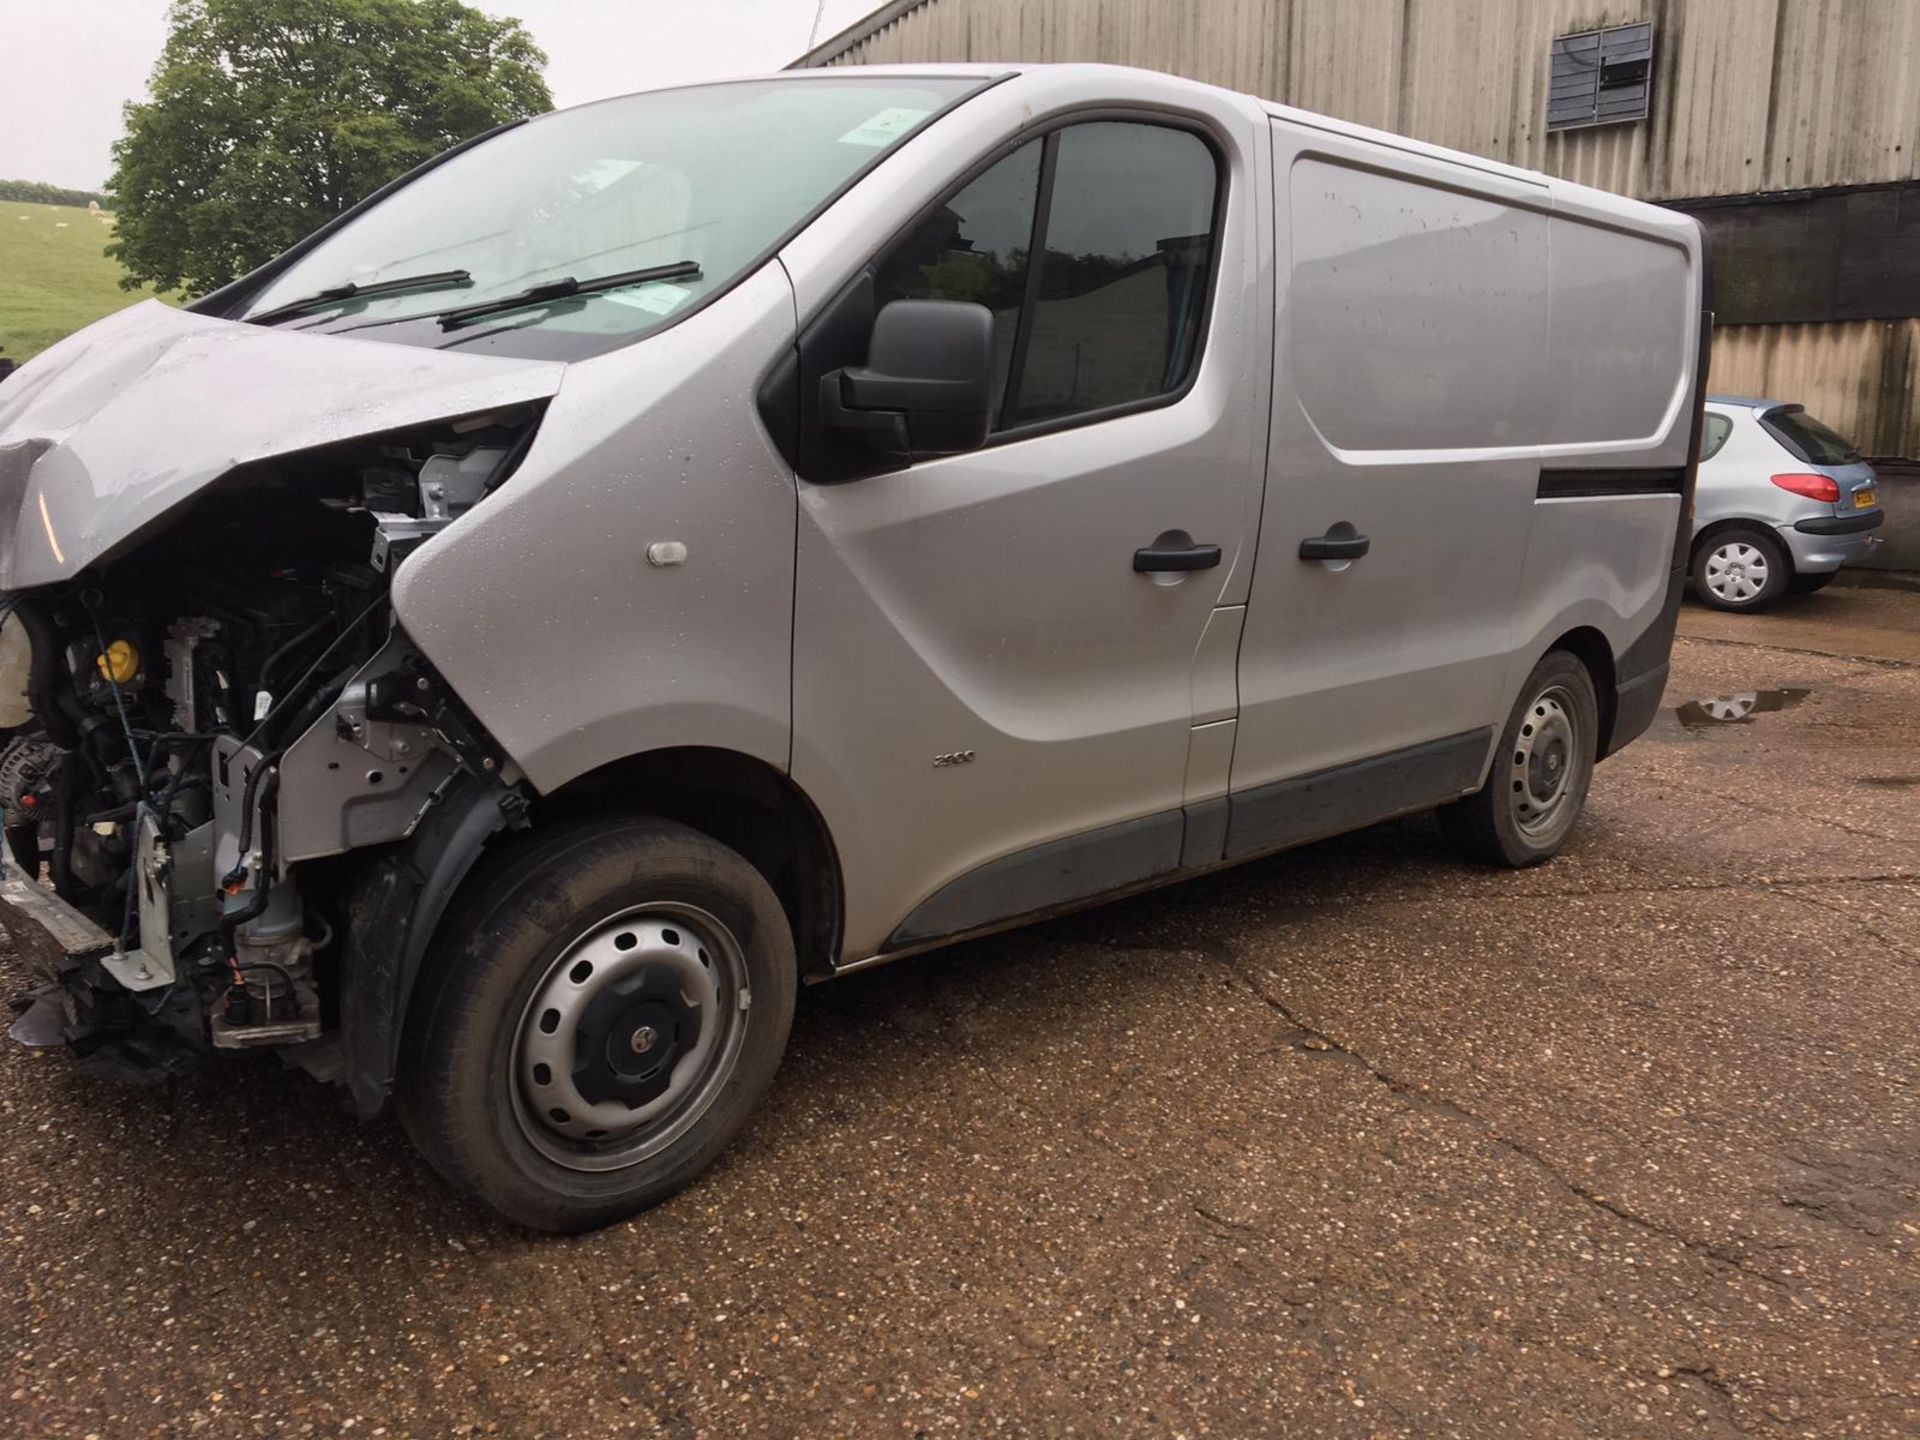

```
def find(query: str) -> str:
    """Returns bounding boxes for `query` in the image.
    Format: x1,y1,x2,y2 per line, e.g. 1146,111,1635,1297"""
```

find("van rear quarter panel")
1245,116,1699,805
1507,190,1702,707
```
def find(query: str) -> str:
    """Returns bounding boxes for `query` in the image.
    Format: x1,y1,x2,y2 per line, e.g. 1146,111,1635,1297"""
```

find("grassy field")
0,201,164,363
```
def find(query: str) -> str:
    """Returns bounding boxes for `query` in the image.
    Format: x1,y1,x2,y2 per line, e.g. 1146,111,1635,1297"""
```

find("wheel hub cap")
1528,737,1567,801
1509,685,1582,838
512,904,747,1173
1706,542,1769,603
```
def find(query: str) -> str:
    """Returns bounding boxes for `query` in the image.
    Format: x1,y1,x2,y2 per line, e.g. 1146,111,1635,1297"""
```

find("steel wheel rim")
1508,683,1582,839
511,901,748,1173
1705,541,1770,604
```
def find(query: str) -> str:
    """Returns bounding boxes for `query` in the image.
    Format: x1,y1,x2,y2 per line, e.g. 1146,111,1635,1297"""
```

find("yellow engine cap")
96,639,139,685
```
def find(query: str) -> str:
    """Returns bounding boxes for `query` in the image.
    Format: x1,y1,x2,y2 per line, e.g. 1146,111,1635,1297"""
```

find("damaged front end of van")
0,74,974,1160
0,300,559,1095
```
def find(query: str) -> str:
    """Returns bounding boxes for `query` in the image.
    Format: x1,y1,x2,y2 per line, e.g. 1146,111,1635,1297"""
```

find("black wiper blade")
248,269,473,325
436,261,702,329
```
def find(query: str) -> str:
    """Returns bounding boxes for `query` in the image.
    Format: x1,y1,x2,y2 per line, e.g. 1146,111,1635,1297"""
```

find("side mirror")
819,299,993,462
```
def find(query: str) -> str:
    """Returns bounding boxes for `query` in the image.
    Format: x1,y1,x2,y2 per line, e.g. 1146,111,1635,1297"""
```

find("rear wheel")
1693,527,1789,611
1441,651,1598,868
398,817,796,1232
1787,570,1839,595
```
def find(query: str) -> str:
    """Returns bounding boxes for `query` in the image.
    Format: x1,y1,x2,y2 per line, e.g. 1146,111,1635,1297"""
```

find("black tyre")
1691,526,1789,612
1787,570,1839,595
398,817,796,1232
1440,651,1598,868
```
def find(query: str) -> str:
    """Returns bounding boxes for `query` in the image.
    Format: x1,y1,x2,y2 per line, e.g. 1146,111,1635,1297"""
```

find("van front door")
1225,121,1552,859
787,117,1267,960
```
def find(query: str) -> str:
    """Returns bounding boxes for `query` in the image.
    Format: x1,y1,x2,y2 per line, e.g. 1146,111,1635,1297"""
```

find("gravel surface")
3,587,1917,1438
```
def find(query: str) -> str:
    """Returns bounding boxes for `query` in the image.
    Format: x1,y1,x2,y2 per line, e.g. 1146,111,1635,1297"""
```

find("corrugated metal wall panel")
813,0,1920,203
1282,0,1402,134
1766,0,1920,193
1709,320,1920,458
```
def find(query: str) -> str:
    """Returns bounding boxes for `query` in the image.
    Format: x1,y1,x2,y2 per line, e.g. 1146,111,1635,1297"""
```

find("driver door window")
873,120,1220,436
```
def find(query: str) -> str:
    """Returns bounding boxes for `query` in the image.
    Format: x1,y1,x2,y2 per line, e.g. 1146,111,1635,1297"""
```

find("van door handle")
1298,530,1371,561
1133,538,1222,572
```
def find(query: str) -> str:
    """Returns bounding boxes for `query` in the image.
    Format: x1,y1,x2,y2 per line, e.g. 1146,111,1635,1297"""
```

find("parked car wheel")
1692,527,1789,611
399,817,796,1232
1787,570,1839,595
1440,651,1597,868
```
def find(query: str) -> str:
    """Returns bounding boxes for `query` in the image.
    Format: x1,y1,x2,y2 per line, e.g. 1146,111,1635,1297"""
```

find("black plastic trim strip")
885,808,1185,949
874,728,1501,959
1536,467,1686,500
998,131,1060,428
339,775,518,1117
1607,662,1670,758
1180,796,1229,870
1795,511,1884,535
1224,729,1493,861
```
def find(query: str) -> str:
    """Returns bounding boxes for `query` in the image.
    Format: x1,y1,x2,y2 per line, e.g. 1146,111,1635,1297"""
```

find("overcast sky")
0,0,882,190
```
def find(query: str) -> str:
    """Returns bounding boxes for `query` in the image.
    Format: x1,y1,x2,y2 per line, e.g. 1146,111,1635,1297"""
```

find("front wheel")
1440,651,1598,868
398,817,796,1232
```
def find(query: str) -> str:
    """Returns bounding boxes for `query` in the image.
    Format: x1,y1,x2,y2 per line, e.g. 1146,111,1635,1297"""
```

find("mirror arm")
819,371,909,454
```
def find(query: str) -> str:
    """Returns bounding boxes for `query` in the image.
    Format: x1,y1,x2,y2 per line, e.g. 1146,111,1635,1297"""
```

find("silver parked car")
0,64,1707,1230
1691,397,1883,610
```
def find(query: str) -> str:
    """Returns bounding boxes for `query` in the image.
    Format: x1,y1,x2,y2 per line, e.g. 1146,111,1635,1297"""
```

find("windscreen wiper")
247,269,474,325
436,261,702,329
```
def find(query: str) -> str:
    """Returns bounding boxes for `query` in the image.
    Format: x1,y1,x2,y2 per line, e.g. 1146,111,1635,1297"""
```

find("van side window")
1700,412,1733,461
1010,124,1218,425
874,121,1220,436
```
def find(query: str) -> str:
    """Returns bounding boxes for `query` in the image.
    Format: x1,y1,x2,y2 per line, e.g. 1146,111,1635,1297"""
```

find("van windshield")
239,77,978,357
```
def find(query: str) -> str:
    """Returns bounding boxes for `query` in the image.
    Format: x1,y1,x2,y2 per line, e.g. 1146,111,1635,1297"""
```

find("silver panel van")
0,65,1707,1230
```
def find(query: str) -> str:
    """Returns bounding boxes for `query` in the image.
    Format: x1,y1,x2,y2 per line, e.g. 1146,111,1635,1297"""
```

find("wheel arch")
335,748,840,1120
1690,517,1795,576
530,747,843,986
1540,625,1619,758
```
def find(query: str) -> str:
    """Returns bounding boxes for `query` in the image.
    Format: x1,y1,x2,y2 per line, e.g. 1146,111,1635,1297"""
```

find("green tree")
107,0,552,297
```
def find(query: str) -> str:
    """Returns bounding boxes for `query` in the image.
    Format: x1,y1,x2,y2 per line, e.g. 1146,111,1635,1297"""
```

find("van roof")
769,62,1695,236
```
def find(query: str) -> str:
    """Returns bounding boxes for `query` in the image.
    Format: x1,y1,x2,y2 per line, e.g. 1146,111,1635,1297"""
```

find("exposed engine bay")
1,406,540,1077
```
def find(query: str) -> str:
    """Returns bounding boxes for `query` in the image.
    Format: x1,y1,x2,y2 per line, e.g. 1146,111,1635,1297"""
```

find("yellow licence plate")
1855,488,1878,509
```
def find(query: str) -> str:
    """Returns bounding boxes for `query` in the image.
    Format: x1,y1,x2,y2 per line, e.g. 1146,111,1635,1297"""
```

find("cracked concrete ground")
3,583,1918,1438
